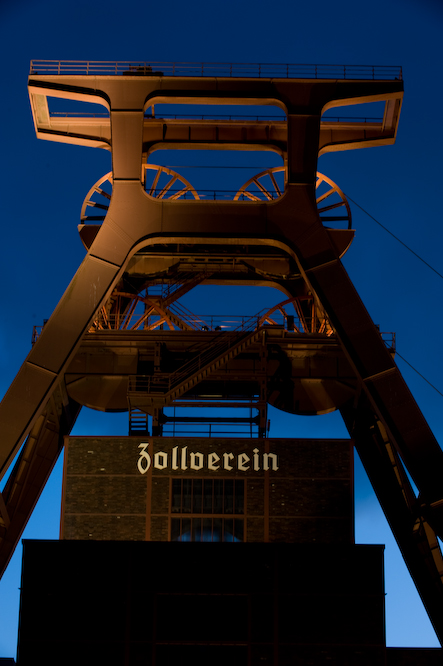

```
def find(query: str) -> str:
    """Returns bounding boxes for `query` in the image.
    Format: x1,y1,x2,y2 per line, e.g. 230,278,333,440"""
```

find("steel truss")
0,65,442,643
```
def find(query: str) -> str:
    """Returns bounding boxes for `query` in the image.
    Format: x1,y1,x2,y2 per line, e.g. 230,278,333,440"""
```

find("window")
171,479,244,542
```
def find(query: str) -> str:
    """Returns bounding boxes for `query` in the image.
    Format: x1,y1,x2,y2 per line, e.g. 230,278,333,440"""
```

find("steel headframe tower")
1,61,443,646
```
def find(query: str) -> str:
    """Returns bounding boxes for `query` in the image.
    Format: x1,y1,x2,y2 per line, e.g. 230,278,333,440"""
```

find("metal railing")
145,113,286,121
87,310,318,333
144,113,382,122
156,423,264,438
48,110,383,125
32,314,395,352
50,111,110,118
145,188,281,201
29,61,402,81
127,328,260,397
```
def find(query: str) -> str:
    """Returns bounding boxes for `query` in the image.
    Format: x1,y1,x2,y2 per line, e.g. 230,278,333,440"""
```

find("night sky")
1,0,443,657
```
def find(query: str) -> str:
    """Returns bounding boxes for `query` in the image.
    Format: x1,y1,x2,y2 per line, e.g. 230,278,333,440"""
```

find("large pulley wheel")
234,167,352,229
80,164,200,223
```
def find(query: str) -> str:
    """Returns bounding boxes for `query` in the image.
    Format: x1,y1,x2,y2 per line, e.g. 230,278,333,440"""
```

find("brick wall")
61,437,353,543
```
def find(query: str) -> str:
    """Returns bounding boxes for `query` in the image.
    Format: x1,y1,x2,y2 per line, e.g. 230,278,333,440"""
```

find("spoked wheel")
234,167,352,229
142,164,200,201
91,291,184,332
258,297,333,335
80,172,113,223
315,172,351,229
80,165,199,223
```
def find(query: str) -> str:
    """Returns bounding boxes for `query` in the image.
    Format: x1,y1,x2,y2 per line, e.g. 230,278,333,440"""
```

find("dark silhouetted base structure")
17,540,442,665
17,540,386,665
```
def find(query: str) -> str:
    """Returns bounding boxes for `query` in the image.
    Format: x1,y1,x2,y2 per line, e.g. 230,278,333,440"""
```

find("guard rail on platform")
29,61,402,80
31,313,395,349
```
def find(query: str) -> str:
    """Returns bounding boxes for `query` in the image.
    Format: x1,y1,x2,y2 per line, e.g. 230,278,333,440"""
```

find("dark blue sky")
1,0,443,657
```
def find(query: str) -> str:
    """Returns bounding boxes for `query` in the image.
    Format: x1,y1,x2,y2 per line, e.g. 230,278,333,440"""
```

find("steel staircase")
128,328,264,408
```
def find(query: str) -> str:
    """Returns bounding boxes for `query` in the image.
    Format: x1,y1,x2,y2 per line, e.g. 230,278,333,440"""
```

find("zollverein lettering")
137,443,279,475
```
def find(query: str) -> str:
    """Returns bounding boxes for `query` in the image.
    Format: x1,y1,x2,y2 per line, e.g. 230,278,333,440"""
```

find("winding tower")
1,61,443,664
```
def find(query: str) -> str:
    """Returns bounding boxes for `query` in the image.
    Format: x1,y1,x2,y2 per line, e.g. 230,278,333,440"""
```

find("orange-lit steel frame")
0,62,442,644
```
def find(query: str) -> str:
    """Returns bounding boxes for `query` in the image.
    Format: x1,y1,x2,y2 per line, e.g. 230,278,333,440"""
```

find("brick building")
60,437,353,544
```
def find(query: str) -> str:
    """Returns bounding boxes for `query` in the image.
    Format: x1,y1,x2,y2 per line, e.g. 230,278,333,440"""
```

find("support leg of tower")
341,397,443,645
0,384,80,577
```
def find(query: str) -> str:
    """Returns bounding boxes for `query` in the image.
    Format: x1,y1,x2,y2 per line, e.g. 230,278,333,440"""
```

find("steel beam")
2,66,442,646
